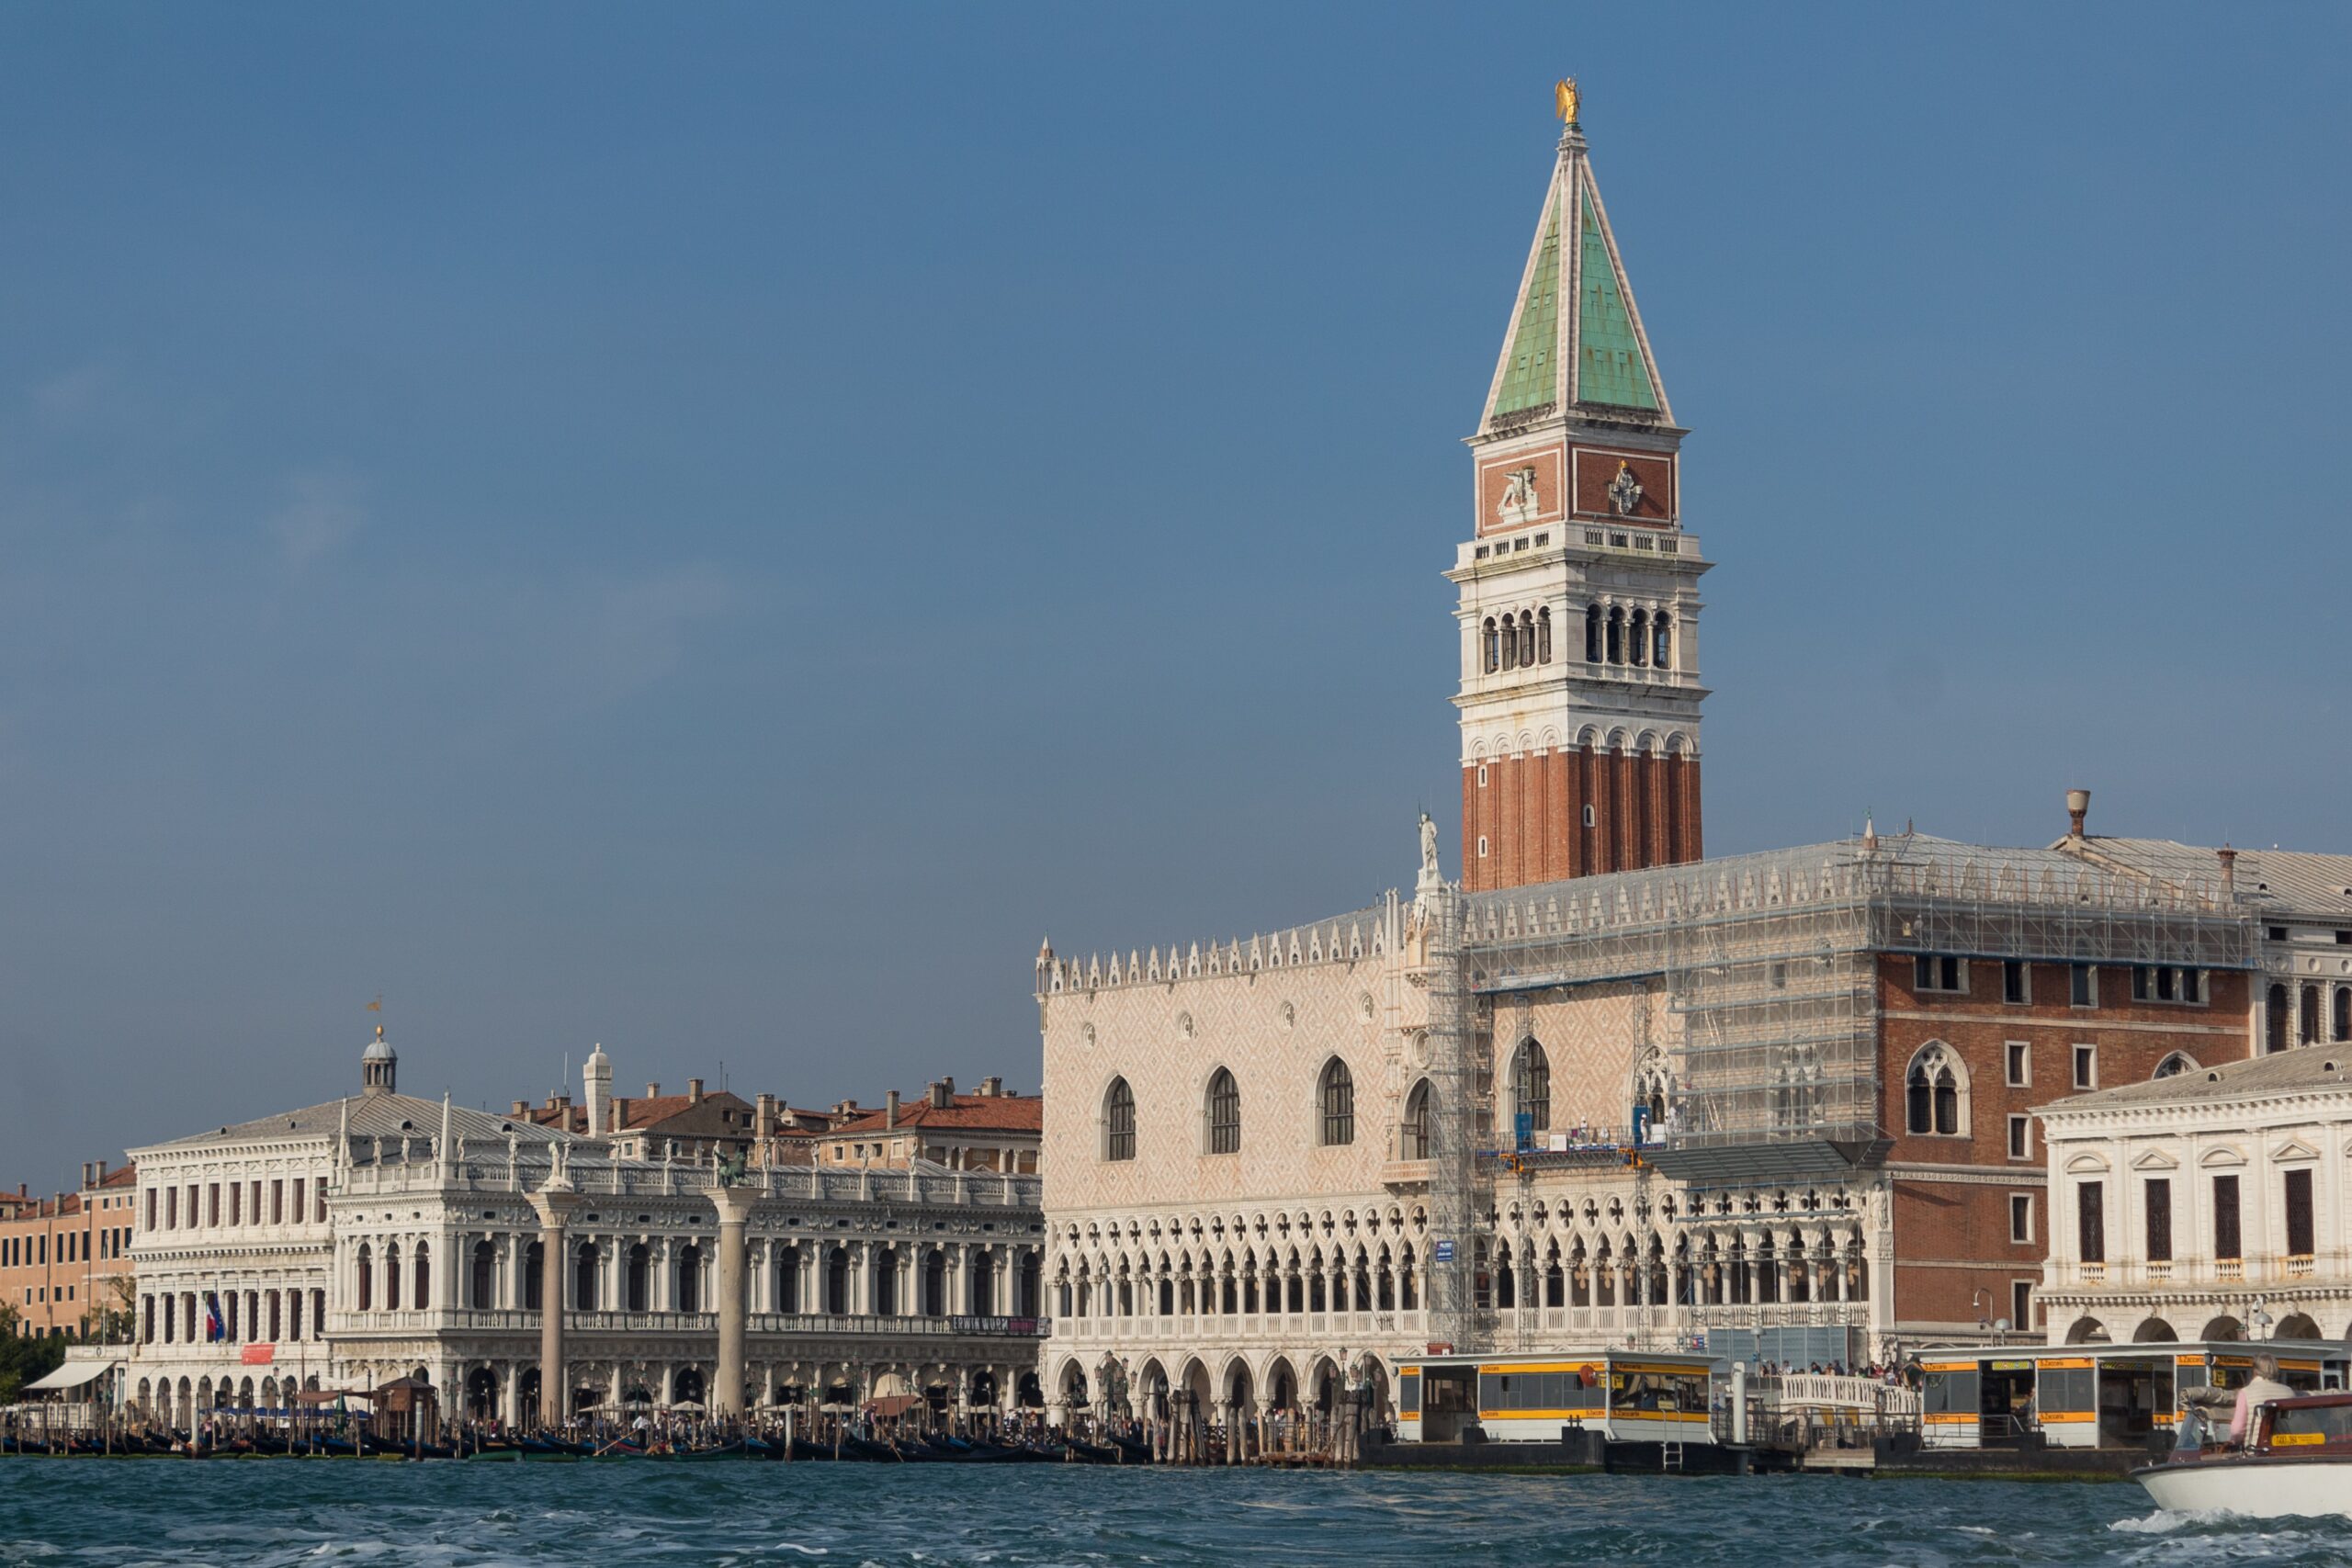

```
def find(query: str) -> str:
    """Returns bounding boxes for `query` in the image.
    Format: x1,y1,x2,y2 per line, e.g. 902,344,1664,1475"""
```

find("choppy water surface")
3,1461,2347,1567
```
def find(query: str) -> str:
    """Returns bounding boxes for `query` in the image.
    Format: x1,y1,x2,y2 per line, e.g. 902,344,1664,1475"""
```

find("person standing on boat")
2228,1355,2295,1446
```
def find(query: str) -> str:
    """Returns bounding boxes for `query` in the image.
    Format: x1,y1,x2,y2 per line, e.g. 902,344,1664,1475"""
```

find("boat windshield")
2267,1401,2352,1449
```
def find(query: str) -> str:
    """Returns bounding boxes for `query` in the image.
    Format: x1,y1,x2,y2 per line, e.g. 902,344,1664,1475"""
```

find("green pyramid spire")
1480,128,1670,433
1574,188,1658,411
1491,192,1562,419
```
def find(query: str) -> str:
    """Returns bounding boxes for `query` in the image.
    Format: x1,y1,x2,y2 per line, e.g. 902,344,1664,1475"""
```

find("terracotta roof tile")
826,1095,1042,1135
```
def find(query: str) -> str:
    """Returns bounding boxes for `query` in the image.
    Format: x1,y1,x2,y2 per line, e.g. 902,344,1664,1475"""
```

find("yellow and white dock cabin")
1917,1339,2349,1450
1394,1350,1721,1445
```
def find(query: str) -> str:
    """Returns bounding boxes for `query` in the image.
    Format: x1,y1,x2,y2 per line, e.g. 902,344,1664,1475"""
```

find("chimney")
646,1082,661,1099
511,1100,529,1117
981,1076,1003,1098
929,1080,951,1110
885,1089,899,1129
2218,845,2239,903
688,1077,705,1105
2065,787,2091,843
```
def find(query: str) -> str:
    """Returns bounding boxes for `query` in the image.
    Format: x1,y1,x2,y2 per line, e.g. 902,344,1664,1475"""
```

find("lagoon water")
2,1461,2346,1567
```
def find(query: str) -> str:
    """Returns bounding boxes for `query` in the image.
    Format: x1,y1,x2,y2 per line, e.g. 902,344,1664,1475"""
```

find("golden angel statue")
1555,78,1579,127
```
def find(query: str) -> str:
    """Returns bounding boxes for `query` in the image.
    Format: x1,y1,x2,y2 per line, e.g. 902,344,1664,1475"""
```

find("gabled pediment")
2268,1136,2319,1163
2130,1148,2179,1172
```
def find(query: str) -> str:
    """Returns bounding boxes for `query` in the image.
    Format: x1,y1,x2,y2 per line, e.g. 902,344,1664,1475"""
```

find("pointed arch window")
1483,617,1500,674
1206,1068,1241,1156
1905,1043,1968,1136
1652,615,1673,670
1319,1058,1355,1147
1585,604,1603,663
1518,611,1536,668
1511,1040,1551,1135
1536,606,1552,664
1402,1079,1433,1160
1103,1077,1136,1162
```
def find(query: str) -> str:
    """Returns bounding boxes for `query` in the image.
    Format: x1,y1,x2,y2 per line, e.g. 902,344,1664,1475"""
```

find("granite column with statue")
527,1183,582,1428
709,1184,759,1419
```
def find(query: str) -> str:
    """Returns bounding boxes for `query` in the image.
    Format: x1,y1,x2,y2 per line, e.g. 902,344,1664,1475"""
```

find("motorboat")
2134,1392,2352,1517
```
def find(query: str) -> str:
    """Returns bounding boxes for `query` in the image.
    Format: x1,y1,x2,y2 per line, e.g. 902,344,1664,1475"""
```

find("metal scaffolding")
1419,886,1478,1350
1458,834,2256,1180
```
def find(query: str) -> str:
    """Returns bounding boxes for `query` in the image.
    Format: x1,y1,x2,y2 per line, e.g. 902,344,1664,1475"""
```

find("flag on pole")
204,1292,224,1342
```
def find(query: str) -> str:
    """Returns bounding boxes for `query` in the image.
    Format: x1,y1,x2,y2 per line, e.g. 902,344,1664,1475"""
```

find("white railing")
327,1308,1047,1339
1761,1374,1917,1415
1049,1310,1425,1348
336,1161,1040,1210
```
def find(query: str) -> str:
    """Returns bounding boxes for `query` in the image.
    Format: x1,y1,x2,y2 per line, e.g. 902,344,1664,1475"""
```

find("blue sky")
3,4,2346,1181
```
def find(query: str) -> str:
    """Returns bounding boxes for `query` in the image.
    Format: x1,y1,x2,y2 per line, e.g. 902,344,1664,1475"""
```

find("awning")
23,1359,119,1393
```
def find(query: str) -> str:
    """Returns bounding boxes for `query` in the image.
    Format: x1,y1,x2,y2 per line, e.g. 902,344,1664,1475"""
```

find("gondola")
671,1439,749,1461
922,1434,1017,1462
838,1433,932,1461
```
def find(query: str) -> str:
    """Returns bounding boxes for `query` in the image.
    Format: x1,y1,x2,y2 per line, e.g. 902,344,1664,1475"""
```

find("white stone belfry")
583,1043,612,1137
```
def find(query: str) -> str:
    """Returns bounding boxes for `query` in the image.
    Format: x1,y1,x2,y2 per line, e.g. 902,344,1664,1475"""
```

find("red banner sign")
241,1343,276,1366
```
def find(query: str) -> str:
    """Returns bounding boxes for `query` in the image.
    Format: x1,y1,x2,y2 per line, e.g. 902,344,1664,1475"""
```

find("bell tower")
1451,90,1708,891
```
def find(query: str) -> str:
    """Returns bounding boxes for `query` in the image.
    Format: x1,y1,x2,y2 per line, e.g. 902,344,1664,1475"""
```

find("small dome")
363,1025,397,1061
586,1043,610,1068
